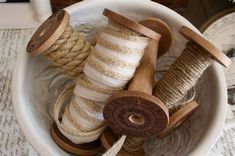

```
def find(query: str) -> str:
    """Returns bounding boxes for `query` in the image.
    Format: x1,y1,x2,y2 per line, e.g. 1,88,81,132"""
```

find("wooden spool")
101,101,199,156
157,100,199,139
180,26,231,67
27,10,69,56
51,123,103,156
103,10,172,137
50,85,104,156
103,8,161,41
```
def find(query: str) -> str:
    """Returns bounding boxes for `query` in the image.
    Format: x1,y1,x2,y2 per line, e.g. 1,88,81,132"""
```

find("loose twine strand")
43,25,92,77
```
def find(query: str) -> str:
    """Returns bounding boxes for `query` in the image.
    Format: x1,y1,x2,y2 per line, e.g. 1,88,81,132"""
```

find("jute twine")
43,25,92,77
123,136,145,153
154,42,213,109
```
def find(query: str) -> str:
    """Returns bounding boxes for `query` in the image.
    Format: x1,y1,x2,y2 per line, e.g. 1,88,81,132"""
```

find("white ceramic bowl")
12,0,228,155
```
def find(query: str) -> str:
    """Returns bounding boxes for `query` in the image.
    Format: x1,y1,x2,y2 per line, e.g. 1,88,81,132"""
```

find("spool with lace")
27,10,92,77
49,9,164,155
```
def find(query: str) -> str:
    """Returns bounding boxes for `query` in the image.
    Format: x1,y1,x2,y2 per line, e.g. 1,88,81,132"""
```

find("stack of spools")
27,8,231,156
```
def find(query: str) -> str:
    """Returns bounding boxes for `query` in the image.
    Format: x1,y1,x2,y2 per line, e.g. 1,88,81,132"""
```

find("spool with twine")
27,10,92,77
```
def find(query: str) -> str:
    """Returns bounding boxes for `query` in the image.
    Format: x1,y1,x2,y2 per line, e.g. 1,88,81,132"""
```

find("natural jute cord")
43,25,92,77
154,42,213,109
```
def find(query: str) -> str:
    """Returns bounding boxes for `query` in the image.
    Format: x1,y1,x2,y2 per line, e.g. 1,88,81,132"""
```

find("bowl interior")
12,0,227,155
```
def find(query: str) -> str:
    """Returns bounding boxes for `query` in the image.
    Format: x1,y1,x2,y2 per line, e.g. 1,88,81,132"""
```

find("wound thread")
123,136,145,153
154,42,213,109
43,25,92,77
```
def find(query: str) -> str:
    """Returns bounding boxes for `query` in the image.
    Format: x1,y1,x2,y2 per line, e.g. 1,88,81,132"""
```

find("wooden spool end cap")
100,127,145,156
103,91,169,137
50,122,102,156
139,17,173,56
27,10,69,56
157,101,199,139
103,8,161,40
180,26,231,67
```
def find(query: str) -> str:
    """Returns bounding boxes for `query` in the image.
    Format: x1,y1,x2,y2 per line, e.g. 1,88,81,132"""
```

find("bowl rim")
12,0,228,155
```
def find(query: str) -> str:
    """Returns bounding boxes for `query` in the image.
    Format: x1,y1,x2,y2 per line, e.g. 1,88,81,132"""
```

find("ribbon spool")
27,10,92,77
51,123,103,155
49,8,162,155
103,9,172,137
50,86,105,156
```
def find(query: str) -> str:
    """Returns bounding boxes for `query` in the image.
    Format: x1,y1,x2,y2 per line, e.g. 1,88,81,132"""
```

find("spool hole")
129,114,145,125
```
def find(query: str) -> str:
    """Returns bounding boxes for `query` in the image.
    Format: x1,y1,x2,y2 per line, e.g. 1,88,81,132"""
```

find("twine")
43,25,92,77
103,135,127,156
123,136,145,153
154,42,213,109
